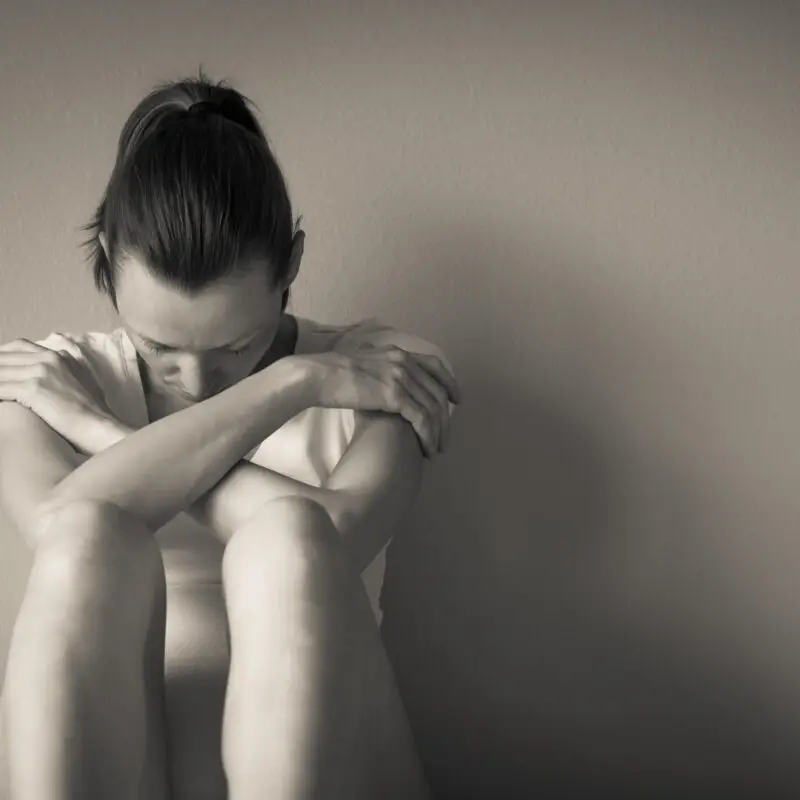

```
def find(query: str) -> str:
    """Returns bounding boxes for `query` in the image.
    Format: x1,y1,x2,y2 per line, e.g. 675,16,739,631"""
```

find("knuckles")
387,346,408,362
386,383,402,410
32,362,50,381
390,364,406,381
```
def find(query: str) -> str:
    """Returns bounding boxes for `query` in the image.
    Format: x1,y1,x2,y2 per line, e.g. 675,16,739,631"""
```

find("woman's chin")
172,386,226,404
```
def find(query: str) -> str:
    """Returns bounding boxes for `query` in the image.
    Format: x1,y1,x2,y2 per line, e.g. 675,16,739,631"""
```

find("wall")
1,1,799,796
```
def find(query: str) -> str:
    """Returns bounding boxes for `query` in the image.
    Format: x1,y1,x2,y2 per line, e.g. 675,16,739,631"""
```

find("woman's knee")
29,498,163,592
223,496,350,587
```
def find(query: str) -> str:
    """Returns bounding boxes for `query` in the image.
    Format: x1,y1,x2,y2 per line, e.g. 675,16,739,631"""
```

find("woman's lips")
177,391,216,402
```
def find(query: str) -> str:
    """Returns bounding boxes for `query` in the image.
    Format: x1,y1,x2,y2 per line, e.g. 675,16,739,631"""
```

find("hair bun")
187,99,220,116
185,95,253,133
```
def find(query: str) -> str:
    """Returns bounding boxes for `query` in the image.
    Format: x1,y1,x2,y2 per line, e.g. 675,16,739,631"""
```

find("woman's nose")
176,356,218,400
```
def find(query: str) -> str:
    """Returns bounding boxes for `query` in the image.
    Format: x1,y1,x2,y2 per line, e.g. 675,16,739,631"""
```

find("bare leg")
220,496,432,800
2,499,170,800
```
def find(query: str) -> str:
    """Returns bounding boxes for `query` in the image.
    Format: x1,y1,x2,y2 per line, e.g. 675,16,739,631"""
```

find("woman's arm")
85,416,354,543
323,410,426,574
55,408,418,570
39,358,319,533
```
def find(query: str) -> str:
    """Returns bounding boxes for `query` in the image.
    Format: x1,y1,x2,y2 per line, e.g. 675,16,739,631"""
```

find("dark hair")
80,66,300,312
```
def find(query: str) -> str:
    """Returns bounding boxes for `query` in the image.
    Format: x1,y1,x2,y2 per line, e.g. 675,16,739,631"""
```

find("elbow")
331,492,404,576
25,496,72,550
38,484,87,521
32,491,109,543
325,488,361,542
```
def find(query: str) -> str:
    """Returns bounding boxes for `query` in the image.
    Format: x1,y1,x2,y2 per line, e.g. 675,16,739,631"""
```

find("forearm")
84,416,343,540
42,359,317,532
187,458,353,541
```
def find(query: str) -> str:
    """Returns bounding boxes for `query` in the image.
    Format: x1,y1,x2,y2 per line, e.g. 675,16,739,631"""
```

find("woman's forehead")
114,254,279,348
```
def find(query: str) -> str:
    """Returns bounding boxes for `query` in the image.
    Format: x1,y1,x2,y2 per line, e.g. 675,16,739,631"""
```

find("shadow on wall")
376,223,800,799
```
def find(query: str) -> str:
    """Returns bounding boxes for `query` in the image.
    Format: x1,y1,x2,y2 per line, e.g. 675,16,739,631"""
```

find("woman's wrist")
73,412,135,456
86,357,320,454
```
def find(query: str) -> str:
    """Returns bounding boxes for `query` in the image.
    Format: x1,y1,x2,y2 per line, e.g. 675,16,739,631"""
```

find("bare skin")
1,236,452,798
2,494,431,800
2,500,171,800
219,496,432,799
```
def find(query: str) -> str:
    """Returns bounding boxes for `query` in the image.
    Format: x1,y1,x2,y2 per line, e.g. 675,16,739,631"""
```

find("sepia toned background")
1,2,799,797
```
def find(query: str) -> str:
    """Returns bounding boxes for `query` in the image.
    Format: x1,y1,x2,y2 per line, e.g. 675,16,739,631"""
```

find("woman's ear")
284,230,304,287
98,231,108,258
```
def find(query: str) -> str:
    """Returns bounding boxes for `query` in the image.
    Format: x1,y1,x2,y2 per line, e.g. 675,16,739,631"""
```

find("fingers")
0,342,50,407
376,346,459,458
392,382,437,459
361,344,461,406
0,353,39,363
414,352,461,405
0,380,30,406
0,363,47,382
0,341,62,368
404,361,451,454
0,338,49,352
385,359,452,458
0,345,65,382
400,372,442,457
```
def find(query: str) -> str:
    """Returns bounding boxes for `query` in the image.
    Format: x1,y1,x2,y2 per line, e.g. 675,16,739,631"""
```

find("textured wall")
1,1,799,797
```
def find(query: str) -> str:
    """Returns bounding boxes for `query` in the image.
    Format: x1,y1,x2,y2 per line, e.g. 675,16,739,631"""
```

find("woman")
0,69,460,800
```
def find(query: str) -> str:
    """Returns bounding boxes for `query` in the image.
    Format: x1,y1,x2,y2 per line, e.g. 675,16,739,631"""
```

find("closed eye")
145,341,250,357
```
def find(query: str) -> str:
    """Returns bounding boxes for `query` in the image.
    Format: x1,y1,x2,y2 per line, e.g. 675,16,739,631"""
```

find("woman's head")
81,67,303,402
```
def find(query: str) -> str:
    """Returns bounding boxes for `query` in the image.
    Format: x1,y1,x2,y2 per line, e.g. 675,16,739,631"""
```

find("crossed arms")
0,359,426,575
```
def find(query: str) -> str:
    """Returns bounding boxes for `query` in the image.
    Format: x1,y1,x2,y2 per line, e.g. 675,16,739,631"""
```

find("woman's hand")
290,344,462,459
0,338,117,454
